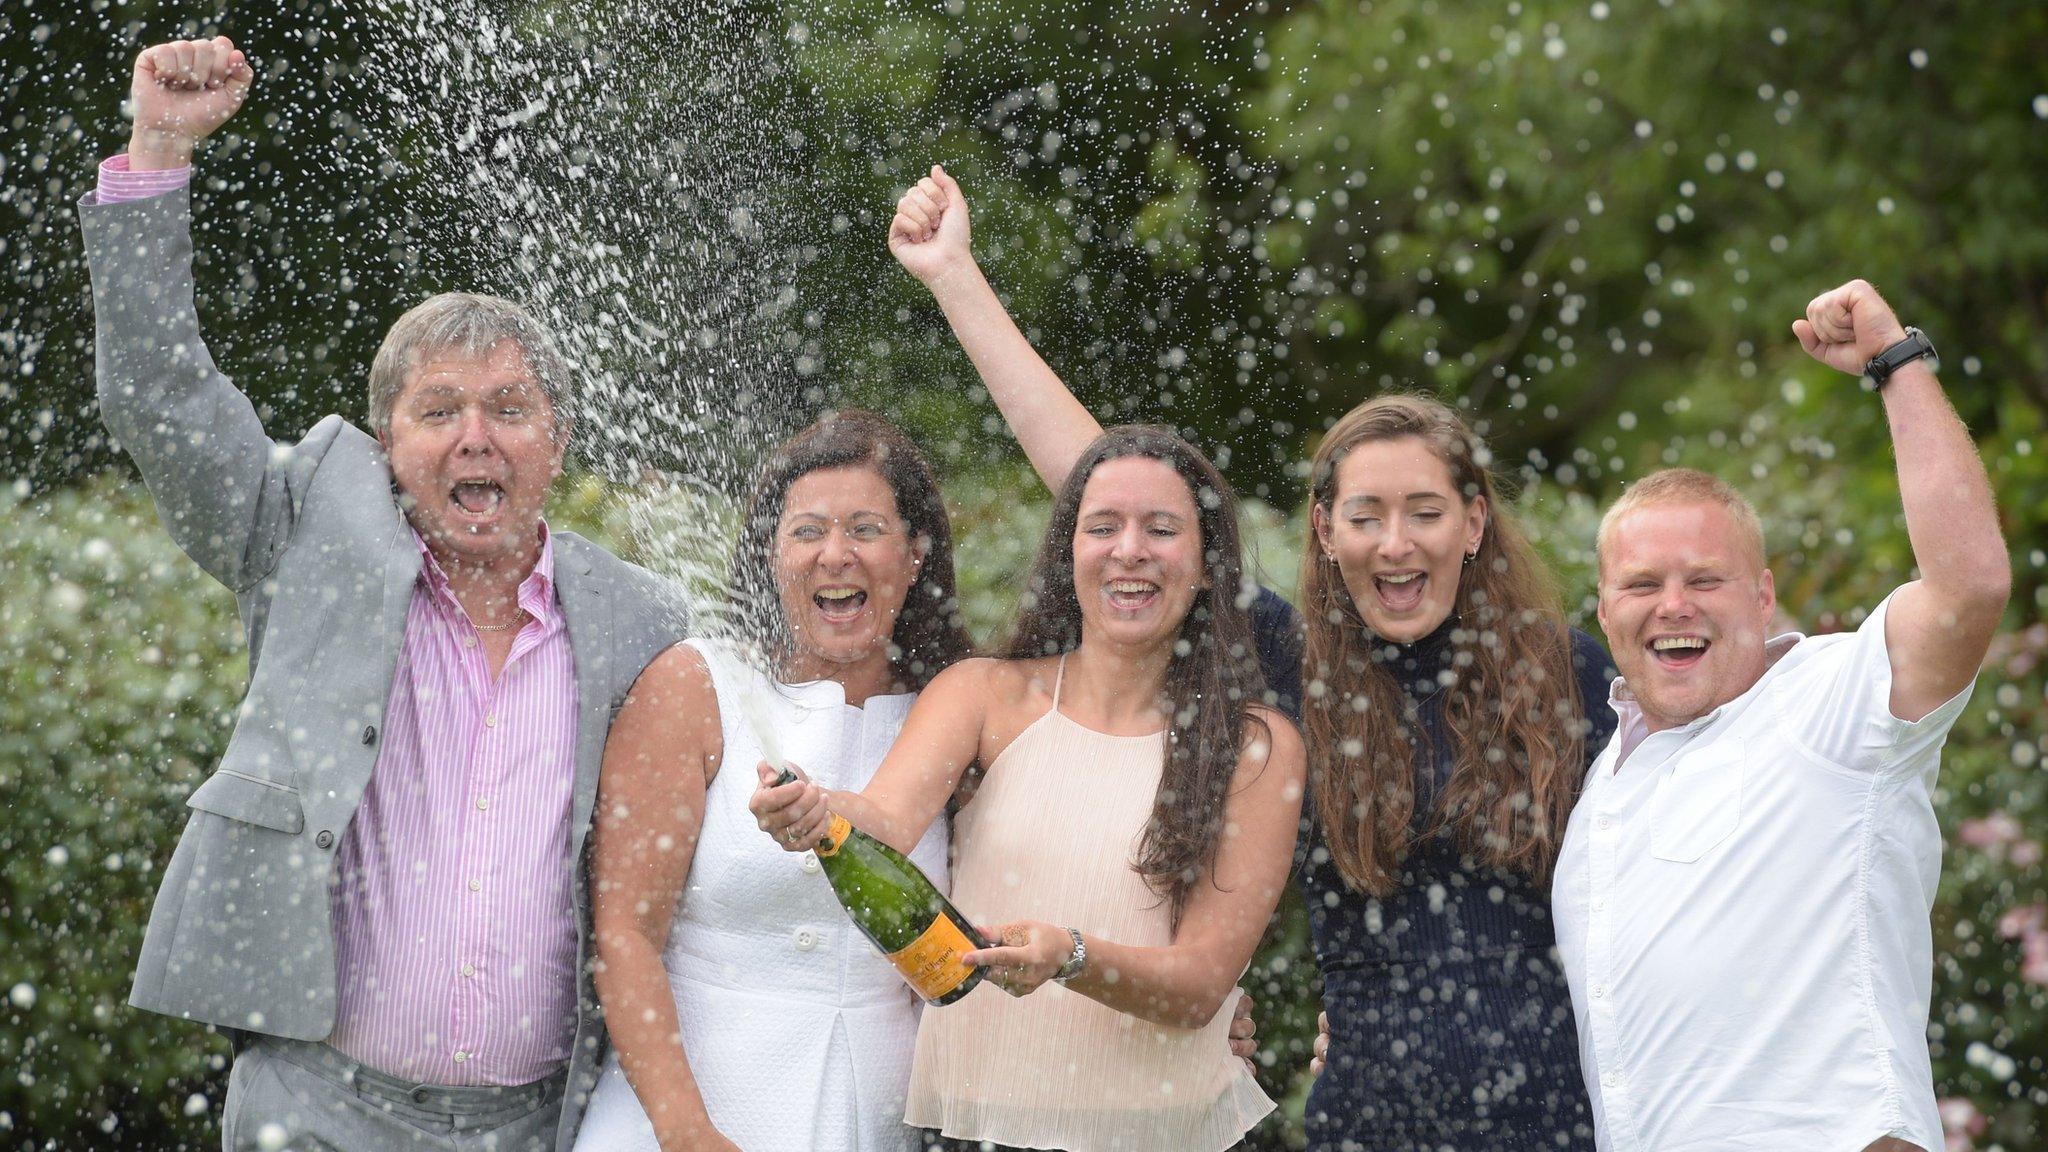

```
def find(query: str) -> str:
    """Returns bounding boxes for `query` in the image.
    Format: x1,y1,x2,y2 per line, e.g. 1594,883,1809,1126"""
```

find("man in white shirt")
1554,280,2010,1152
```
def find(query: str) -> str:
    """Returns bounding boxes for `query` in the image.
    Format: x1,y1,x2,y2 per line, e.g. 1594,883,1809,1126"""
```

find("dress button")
1593,898,1606,911
1597,816,1612,830
1592,985,1605,999
314,830,334,849
1602,1071,1619,1087
801,854,820,874
794,929,817,952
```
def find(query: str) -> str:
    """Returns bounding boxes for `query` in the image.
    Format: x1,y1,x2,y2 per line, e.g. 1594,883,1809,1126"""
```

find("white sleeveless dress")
573,639,948,1152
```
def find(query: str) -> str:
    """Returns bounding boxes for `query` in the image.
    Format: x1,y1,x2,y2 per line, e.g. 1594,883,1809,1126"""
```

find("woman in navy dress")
1298,395,1616,1151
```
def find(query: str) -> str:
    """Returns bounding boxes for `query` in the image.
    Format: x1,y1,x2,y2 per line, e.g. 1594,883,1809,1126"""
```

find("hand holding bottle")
750,762,833,851
962,920,1072,997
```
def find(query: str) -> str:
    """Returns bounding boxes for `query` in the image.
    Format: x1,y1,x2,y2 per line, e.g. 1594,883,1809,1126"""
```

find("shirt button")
462,634,477,649
484,714,498,728
476,797,490,811
460,963,476,978
794,929,817,952
452,1050,469,1064
468,879,482,893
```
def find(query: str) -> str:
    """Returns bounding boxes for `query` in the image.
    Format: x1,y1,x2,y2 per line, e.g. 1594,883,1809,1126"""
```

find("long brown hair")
1299,395,1586,896
1002,426,1270,927
732,410,974,690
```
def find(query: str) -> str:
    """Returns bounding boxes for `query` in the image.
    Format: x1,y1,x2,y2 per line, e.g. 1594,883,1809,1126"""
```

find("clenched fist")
1791,279,1910,378
126,37,254,170
888,164,975,288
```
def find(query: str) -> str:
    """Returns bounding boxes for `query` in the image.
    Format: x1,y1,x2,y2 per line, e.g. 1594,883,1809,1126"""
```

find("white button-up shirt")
1554,592,1972,1152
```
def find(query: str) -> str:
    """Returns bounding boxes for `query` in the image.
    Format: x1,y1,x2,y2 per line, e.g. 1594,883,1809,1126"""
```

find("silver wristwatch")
1053,927,1086,984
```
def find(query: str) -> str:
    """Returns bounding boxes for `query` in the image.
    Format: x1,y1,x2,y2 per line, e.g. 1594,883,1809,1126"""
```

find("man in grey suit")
82,37,686,1150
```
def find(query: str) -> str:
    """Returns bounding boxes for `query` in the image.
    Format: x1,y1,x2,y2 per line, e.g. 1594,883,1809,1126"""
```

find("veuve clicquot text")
784,773,987,1005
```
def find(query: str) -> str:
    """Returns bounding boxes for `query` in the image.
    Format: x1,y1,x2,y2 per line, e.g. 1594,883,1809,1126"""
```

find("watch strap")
1053,927,1086,984
1864,327,1937,387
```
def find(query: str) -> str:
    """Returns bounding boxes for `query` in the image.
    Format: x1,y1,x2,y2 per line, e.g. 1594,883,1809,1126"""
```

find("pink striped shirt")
324,527,582,1086
91,153,193,201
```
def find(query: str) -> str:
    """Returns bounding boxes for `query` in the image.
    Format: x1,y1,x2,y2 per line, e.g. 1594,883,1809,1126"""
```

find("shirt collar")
411,521,558,617
1605,629,1806,751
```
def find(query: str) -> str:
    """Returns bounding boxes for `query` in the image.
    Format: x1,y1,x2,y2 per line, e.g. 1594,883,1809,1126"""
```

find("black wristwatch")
1863,327,1938,389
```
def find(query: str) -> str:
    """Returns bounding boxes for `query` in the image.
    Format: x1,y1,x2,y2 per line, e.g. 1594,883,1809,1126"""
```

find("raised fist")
126,37,254,170
1791,279,1910,378
888,164,974,287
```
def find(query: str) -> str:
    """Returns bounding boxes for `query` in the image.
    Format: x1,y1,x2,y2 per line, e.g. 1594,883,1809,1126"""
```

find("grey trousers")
222,1037,566,1152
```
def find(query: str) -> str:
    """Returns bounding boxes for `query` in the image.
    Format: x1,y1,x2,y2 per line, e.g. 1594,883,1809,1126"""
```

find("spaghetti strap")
1050,654,1067,709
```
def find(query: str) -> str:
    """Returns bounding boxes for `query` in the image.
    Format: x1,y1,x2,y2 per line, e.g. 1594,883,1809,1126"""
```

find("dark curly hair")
731,410,973,690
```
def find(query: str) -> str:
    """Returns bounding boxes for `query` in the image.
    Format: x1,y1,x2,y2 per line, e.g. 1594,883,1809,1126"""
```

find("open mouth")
1373,570,1427,613
1650,635,1710,671
813,586,868,623
1105,578,1160,612
450,480,505,524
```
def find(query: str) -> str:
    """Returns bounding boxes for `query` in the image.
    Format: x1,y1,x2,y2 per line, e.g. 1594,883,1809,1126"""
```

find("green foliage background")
3,0,2045,1148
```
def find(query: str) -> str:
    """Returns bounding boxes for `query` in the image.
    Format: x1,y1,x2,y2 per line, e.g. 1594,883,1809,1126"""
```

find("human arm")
1792,281,2010,721
83,39,306,591
966,709,1308,1029
588,646,742,1152
890,165,1105,491
749,658,997,855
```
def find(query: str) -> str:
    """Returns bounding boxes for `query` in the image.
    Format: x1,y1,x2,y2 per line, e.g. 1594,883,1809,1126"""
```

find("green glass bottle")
777,768,988,1005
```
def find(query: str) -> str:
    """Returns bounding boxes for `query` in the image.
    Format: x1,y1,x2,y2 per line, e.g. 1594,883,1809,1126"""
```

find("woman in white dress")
571,411,975,1152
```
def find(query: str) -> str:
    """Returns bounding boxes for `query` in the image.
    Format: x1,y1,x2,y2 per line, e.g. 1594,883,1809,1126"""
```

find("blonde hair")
1597,468,1766,574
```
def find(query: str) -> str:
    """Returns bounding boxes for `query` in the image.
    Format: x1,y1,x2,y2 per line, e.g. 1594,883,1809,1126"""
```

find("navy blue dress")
1302,619,1617,1152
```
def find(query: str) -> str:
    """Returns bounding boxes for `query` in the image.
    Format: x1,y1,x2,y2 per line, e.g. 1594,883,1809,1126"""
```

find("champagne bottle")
740,690,985,1005
798,785,989,1006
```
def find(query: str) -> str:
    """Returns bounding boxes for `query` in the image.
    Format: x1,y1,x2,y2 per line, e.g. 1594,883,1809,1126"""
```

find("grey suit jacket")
81,190,687,1150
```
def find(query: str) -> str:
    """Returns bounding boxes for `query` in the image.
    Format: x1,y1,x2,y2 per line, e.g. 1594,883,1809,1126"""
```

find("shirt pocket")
1650,738,1744,863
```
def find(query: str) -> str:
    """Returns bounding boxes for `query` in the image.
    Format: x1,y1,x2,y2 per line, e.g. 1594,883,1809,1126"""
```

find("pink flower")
1958,811,2022,850
1940,1096,1985,1152
1997,903,2046,941
2024,931,2048,986
2014,840,2044,868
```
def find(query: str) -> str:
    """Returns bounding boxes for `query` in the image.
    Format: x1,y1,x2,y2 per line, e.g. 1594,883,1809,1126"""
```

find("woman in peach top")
755,426,1306,1152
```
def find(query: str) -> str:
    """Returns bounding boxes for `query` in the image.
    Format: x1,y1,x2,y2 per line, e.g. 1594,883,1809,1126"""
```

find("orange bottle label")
814,813,852,858
887,915,978,1002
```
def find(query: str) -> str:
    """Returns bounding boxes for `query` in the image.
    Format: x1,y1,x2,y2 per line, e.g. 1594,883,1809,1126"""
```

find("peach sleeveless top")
904,658,1274,1151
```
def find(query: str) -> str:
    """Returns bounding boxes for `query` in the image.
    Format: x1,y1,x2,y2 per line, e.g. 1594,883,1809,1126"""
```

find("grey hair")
366,292,574,439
